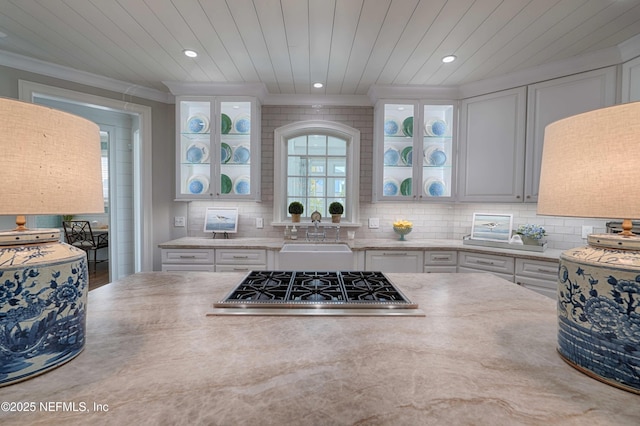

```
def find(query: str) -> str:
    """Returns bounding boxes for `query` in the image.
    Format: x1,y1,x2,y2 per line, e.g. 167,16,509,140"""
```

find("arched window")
273,120,360,224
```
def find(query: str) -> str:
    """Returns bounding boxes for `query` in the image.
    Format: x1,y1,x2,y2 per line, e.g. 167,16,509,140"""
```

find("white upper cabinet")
175,96,261,201
622,56,640,102
458,87,526,202
524,67,616,202
373,100,456,202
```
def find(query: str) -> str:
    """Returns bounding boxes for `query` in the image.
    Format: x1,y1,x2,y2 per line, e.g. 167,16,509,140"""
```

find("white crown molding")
162,81,268,102
367,84,460,103
263,93,372,106
458,46,622,99
0,49,172,104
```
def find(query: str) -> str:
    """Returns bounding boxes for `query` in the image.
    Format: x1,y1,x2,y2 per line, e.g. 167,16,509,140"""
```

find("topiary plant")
328,202,344,215
288,201,304,215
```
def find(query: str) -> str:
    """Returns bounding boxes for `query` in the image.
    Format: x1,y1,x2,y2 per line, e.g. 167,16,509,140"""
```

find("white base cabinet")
457,252,515,282
215,249,267,272
365,250,424,273
515,258,558,299
424,251,457,273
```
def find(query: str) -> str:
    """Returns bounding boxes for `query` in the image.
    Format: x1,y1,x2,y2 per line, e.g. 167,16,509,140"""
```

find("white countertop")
1,272,638,425
159,237,563,261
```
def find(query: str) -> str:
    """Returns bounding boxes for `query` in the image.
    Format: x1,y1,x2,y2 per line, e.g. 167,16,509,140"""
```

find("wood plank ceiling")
0,0,638,95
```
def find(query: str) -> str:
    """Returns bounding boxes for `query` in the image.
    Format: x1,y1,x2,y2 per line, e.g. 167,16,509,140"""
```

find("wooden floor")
89,261,110,291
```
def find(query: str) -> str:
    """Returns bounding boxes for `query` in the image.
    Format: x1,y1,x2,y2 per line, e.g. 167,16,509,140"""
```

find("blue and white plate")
186,114,209,133
234,115,251,134
424,118,447,137
234,176,251,195
233,145,251,164
383,178,400,196
187,175,209,195
383,147,400,166
424,177,446,197
424,145,447,166
186,142,209,164
221,142,232,164
384,117,401,136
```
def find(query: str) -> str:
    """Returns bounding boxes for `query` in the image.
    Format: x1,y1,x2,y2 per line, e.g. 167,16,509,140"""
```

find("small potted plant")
329,201,344,223
516,224,547,245
288,201,304,222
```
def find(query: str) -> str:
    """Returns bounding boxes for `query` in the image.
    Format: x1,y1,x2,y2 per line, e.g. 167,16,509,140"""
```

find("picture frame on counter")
204,207,238,234
470,213,513,242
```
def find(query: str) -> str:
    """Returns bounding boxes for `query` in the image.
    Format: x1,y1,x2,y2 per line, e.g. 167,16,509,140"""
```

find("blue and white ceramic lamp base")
557,236,640,394
0,232,88,386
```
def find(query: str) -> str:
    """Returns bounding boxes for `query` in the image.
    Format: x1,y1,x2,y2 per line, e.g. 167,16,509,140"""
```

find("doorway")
19,80,153,278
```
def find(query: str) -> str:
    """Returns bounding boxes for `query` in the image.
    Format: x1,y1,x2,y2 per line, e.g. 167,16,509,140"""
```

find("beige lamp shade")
537,101,640,219
0,97,104,215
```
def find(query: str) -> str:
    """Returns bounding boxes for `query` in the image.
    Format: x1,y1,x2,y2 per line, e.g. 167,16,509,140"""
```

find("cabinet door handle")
233,267,249,271
476,260,494,265
232,255,249,259
537,267,554,273
179,255,196,259
383,252,408,256
433,256,449,260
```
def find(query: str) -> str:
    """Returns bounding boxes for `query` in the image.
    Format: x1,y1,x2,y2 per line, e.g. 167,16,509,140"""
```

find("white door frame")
18,80,153,273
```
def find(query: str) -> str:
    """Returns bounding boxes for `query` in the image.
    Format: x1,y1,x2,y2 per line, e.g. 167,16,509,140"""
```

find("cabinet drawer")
515,275,557,299
365,250,424,273
161,264,215,272
216,249,267,264
215,264,266,272
425,251,457,266
161,249,215,264
515,258,558,280
458,252,514,274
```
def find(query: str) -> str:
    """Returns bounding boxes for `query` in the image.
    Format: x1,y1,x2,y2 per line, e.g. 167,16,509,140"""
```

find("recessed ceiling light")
313,82,323,88
183,49,198,58
442,55,456,63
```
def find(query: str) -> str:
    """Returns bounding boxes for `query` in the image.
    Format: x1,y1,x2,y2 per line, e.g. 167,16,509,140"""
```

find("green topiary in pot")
329,201,344,223
288,201,304,222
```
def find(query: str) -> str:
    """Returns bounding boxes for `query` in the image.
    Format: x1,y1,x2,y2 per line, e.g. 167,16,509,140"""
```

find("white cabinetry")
161,249,215,272
175,96,261,200
215,249,267,272
457,252,514,282
365,250,424,273
424,250,457,273
374,100,456,201
524,67,616,202
458,87,526,202
515,258,558,299
622,56,640,102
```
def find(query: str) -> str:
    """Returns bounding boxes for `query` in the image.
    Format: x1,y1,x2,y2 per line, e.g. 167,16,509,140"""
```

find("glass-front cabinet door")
176,96,260,200
374,100,455,201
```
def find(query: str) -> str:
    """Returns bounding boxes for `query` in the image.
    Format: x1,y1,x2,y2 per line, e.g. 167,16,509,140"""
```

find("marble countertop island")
1,272,637,425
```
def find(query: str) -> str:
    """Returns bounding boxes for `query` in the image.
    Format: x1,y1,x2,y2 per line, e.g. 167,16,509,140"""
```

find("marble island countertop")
1,272,638,425
159,237,563,261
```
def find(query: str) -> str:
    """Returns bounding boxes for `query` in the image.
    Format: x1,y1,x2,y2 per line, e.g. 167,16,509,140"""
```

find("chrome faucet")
306,220,326,241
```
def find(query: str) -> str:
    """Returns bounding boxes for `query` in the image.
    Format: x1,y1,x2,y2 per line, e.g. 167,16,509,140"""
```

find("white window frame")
273,120,360,224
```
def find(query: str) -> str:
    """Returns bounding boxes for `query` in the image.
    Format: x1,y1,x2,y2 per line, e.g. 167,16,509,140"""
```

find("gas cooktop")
208,271,424,316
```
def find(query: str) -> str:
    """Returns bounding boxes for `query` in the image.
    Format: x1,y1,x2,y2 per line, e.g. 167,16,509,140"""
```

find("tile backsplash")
184,105,610,251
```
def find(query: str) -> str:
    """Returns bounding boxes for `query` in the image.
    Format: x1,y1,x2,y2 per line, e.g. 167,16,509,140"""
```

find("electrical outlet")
256,217,264,229
369,218,380,229
581,225,593,239
174,216,186,227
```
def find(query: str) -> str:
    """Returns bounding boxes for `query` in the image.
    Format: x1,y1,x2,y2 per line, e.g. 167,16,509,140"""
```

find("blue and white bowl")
234,176,251,195
384,117,400,136
233,145,251,164
187,175,209,194
234,115,251,134
186,142,209,163
186,114,209,133
383,178,400,196
424,177,446,197
425,118,447,137
383,147,400,166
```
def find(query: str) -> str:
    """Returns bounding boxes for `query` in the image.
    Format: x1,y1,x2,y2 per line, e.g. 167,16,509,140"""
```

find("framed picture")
204,208,238,234
471,213,513,242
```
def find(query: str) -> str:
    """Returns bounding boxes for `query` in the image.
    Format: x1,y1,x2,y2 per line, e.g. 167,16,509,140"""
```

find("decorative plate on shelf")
424,177,446,197
400,146,412,166
402,116,413,137
384,117,400,136
383,147,400,166
186,114,209,133
221,113,232,135
187,175,209,194
400,177,412,196
221,174,232,194
234,176,251,195
234,115,251,134
186,142,209,164
233,145,251,164
424,145,447,166
221,142,232,164
383,178,400,196
424,118,447,137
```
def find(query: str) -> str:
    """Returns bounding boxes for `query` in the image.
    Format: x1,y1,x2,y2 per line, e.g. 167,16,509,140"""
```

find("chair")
63,221,109,270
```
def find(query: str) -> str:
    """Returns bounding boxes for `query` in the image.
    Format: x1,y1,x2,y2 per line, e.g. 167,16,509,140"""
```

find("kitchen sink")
278,243,354,270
